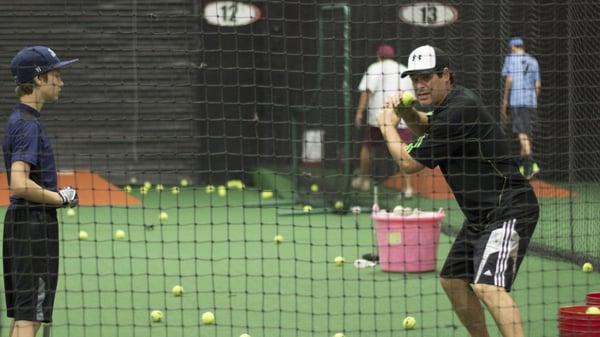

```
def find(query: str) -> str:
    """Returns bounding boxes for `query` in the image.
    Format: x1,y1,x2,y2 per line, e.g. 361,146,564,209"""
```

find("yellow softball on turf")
155,184,164,192
114,229,126,240
79,230,88,241
172,285,184,297
201,311,215,325
403,316,416,329
333,333,345,337
334,256,345,266
159,211,168,222
180,179,189,187
273,234,284,244
303,205,313,213
150,310,163,322
124,185,132,193
582,262,593,273
66,208,76,217
171,186,180,195
310,184,319,192
261,190,273,199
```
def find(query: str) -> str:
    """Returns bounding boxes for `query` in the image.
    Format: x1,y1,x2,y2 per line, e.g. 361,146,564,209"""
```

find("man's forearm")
379,125,422,174
503,77,512,104
356,91,369,116
396,107,428,136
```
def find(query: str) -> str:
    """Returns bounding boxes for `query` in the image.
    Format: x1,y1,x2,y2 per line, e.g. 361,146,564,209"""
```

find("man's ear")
442,68,451,81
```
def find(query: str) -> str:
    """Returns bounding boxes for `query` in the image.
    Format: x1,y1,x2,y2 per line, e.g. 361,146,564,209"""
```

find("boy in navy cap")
501,37,542,179
3,46,79,337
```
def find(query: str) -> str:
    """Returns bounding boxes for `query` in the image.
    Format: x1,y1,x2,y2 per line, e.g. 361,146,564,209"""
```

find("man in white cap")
378,45,539,337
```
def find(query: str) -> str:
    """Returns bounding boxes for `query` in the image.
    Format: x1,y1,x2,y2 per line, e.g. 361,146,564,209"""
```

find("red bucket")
371,209,444,272
587,293,600,306
558,306,600,337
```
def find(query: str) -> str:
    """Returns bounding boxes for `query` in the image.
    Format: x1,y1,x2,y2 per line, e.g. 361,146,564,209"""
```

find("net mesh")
0,1,598,337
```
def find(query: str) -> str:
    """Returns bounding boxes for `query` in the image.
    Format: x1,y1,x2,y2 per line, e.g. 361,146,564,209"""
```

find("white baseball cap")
401,45,450,78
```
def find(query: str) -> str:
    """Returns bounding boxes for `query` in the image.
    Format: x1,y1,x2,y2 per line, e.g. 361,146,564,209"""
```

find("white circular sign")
399,2,458,27
204,1,261,27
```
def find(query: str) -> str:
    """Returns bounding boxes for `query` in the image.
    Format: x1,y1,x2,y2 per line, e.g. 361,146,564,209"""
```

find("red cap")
376,44,395,59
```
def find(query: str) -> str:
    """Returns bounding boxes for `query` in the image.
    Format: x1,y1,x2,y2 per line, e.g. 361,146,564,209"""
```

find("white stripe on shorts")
474,218,520,287
495,219,516,287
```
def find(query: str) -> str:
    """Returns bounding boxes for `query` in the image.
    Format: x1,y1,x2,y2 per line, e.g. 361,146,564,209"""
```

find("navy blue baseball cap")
10,46,78,84
509,37,524,48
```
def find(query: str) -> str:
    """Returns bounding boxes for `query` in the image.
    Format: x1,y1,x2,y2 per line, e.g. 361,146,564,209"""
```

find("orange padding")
384,167,577,199
0,171,141,207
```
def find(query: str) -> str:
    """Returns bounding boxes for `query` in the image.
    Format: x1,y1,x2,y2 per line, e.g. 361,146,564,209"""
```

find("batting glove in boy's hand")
58,186,79,207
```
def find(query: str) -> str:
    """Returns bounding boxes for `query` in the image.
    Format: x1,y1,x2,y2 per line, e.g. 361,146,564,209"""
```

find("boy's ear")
32,75,43,86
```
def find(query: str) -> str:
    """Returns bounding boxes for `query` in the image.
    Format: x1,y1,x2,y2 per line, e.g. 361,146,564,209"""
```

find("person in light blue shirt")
501,37,541,179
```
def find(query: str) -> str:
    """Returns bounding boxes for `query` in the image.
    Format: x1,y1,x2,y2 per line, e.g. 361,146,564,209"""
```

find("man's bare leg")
472,283,525,337
441,278,491,337
11,320,41,337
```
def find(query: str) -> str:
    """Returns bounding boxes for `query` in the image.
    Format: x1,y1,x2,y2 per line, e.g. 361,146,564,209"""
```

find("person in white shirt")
353,44,414,198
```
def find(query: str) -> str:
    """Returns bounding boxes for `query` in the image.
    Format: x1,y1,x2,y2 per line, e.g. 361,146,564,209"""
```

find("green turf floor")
0,186,598,337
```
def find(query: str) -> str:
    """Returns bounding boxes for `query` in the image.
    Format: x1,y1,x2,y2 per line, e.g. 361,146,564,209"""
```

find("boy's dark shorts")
510,107,536,135
3,205,59,322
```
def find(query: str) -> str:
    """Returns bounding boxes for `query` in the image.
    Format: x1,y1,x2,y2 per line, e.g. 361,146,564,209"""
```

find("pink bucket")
371,209,445,272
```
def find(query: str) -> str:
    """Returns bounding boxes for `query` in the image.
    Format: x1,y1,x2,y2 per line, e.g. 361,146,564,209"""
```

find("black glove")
58,186,79,208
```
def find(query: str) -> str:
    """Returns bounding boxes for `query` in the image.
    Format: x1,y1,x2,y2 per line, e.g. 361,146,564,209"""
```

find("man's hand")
354,113,363,129
58,186,79,208
384,91,414,119
384,92,402,110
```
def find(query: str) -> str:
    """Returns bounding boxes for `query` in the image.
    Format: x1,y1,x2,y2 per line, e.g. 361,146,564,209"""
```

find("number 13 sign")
399,2,458,28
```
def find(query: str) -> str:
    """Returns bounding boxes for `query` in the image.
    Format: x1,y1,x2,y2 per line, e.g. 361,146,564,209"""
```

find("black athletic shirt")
3,103,58,206
408,85,534,224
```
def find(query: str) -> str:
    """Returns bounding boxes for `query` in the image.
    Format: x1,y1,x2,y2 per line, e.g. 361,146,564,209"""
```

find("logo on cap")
401,45,450,78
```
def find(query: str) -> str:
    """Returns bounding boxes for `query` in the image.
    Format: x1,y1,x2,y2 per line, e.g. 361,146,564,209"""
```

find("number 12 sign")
204,1,262,27
399,2,458,27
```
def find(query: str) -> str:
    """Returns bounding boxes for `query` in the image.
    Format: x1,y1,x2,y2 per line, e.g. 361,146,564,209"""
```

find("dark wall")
0,1,595,184
235,0,574,180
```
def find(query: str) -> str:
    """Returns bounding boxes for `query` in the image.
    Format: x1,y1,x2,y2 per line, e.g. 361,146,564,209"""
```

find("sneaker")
527,162,540,180
361,253,379,262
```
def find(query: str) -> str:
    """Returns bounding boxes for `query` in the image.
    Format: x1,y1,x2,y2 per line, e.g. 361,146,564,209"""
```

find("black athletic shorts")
3,205,59,322
440,192,539,291
510,107,536,135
